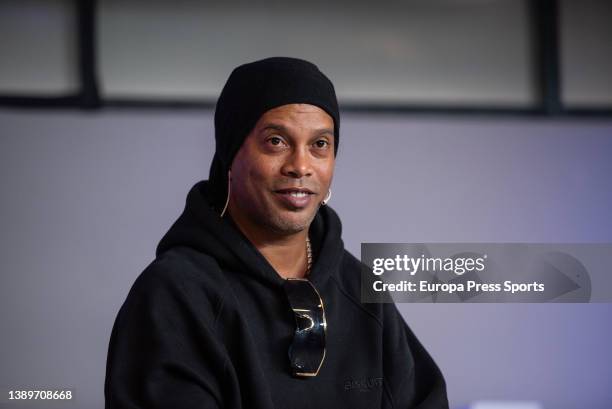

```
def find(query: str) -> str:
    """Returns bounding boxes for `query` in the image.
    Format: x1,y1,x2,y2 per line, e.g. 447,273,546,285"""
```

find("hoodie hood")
156,180,345,289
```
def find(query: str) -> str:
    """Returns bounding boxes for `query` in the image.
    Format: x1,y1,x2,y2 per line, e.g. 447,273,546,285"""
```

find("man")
105,57,448,409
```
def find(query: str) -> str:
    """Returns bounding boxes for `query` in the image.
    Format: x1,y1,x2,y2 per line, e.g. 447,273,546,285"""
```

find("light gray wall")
1,109,611,409
4,0,612,106
0,0,78,94
561,0,612,106
97,0,534,105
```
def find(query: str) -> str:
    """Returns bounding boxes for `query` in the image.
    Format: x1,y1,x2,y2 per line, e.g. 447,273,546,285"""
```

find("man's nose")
281,148,313,178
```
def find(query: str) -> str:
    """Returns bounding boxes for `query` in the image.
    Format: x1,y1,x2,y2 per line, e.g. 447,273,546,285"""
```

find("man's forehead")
254,104,335,132
261,103,332,116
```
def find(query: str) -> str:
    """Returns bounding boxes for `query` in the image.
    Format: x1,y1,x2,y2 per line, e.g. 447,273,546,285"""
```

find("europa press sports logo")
361,243,599,303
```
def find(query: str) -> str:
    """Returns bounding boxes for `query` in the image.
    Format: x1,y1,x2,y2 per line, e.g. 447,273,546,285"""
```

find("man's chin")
266,210,317,235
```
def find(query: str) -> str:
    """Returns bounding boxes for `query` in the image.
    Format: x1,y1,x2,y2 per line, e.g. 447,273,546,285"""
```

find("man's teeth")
286,191,308,197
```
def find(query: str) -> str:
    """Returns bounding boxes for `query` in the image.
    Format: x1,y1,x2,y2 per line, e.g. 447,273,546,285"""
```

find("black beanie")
208,56,340,213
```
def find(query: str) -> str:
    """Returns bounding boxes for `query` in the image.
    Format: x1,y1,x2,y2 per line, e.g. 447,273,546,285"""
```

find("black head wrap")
208,57,340,212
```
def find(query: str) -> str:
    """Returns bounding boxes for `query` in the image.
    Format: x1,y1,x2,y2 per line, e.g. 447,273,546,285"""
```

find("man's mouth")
275,188,315,195
274,188,316,208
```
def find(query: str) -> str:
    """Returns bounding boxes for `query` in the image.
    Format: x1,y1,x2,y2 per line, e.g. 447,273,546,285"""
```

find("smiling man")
226,103,335,279
105,57,448,409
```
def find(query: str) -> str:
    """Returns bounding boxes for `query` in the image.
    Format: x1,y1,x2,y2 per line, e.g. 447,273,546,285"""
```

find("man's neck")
227,212,310,279
252,233,310,279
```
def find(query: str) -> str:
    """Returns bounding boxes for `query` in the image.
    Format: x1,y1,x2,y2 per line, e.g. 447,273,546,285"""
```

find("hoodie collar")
156,180,344,289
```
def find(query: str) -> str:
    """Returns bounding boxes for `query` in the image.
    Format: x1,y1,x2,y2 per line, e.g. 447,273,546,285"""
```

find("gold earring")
220,169,231,217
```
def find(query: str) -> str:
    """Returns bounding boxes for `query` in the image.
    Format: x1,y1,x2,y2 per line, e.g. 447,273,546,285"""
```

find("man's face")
227,103,335,235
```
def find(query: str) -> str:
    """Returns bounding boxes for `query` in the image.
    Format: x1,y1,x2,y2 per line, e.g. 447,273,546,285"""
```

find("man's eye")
268,136,283,146
315,140,329,148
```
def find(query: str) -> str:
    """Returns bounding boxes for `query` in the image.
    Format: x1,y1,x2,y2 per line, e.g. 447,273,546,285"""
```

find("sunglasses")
283,278,327,377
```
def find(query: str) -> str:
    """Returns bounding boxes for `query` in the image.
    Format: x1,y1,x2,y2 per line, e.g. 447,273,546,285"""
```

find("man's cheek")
245,168,265,188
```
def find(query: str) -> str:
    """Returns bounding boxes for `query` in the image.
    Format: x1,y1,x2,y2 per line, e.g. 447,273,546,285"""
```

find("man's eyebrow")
260,124,289,134
313,128,335,137
259,123,334,137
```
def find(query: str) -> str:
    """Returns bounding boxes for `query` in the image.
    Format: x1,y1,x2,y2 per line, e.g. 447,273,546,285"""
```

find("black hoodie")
104,180,448,409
